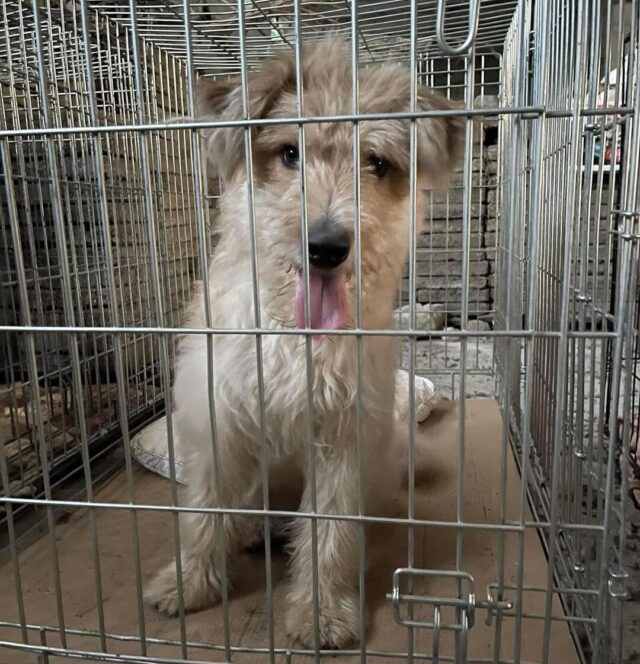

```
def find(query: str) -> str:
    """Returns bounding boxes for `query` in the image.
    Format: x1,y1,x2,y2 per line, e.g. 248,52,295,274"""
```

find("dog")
145,39,463,648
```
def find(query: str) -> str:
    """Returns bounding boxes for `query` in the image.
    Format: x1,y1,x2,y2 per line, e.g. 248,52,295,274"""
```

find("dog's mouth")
293,267,349,339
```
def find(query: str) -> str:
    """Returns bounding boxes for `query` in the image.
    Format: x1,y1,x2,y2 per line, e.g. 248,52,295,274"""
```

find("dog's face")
198,40,464,331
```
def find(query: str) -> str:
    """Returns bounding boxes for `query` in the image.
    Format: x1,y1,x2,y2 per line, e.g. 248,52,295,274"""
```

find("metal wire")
81,0,517,76
1,1,638,663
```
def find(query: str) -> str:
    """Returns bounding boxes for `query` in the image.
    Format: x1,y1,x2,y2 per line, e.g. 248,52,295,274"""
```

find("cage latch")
484,582,516,625
389,569,514,634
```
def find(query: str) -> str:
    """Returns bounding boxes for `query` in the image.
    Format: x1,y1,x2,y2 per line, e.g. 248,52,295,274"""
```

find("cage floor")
0,400,578,663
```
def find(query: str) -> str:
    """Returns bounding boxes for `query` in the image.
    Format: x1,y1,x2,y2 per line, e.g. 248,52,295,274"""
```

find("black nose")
307,222,350,269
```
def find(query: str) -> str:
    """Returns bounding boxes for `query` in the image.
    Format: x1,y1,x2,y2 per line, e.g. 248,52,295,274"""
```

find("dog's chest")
264,338,356,437
215,333,357,449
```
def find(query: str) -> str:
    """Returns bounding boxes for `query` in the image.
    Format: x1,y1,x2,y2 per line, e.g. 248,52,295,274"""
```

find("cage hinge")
610,210,640,241
388,569,513,633
611,209,640,219
608,567,630,599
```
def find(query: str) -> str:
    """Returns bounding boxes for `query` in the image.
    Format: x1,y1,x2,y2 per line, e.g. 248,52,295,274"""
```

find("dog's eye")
280,144,299,169
368,155,389,178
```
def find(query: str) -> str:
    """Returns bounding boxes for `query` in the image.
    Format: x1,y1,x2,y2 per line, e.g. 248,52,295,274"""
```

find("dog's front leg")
286,448,361,648
145,445,259,616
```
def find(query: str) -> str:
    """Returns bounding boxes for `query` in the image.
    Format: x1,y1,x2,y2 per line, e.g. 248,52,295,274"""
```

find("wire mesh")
496,1,639,661
85,0,517,76
0,0,205,552
0,0,638,663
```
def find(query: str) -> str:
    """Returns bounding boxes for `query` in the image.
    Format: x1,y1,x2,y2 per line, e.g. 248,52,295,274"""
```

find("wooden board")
0,400,579,663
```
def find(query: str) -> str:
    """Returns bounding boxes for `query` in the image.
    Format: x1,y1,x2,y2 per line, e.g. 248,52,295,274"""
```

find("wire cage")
0,0,638,663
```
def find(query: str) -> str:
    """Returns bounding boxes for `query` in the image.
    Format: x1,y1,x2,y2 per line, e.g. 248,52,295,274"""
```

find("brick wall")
401,143,498,325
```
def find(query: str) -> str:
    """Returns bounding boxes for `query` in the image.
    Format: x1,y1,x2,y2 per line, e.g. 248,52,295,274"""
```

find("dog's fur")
145,39,464,648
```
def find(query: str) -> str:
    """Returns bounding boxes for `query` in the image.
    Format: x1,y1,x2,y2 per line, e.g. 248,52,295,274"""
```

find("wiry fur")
145,39,464,648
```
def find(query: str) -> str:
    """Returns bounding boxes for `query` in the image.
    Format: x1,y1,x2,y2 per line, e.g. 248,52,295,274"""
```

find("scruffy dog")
145,39,463,648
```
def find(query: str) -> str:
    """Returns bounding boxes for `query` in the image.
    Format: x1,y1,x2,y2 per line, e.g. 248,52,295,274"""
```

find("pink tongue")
294,270,348,335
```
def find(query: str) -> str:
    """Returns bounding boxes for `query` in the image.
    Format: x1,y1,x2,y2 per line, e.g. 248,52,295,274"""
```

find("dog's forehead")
302,65,410,116
260,65,411,152
257,58,410,116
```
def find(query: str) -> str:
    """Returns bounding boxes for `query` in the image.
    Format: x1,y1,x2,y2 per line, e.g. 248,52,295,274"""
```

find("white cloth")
394,369,441,423
130,416,191,484
131,369,440,484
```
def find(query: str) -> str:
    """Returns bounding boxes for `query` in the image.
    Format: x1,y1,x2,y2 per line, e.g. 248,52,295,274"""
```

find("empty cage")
0,1,638,663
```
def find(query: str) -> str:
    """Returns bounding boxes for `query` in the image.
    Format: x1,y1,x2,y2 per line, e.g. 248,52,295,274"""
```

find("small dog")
145,39,463,648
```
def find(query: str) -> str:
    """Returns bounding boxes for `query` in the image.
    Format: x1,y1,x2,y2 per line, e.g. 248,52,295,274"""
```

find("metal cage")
0,0,638,663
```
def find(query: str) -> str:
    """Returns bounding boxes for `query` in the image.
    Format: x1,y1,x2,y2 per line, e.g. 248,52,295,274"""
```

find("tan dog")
145,39,463,648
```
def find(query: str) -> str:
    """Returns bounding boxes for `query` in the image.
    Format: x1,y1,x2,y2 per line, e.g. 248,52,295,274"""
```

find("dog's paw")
144,559,221,616
286,592,361,649
144,568,182,616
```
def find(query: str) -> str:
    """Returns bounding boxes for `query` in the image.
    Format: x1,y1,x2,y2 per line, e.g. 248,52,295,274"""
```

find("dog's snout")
307,221,350,269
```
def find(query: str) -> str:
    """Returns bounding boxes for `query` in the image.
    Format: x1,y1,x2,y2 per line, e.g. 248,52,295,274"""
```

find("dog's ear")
196,77,244,181
415,89,466,190
196,77,239,117
197,58,295,181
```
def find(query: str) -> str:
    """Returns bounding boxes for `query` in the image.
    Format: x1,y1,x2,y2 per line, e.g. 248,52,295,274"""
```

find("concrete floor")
402,336,497,400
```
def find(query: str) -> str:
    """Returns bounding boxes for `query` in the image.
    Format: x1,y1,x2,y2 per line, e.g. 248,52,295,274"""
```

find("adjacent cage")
0,1,638,663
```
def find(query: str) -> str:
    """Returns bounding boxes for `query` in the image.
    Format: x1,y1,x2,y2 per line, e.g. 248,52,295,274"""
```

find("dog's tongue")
295,269,348,335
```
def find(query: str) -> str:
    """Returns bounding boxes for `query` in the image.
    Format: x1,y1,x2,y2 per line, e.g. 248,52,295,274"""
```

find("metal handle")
436,0,481,56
